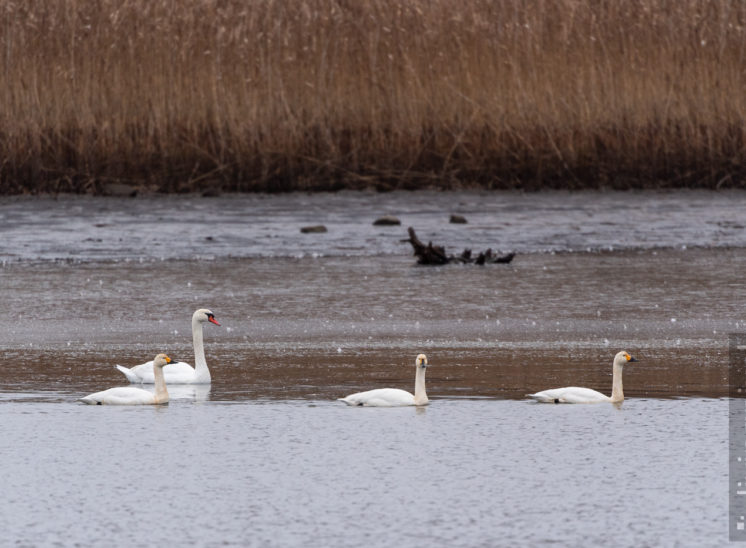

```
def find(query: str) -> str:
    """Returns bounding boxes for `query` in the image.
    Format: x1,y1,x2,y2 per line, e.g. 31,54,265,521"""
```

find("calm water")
1,398,727,547
1,190,744,546
1,189,745,261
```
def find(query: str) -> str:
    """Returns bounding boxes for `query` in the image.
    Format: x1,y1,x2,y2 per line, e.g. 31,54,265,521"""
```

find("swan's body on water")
527,351,638,403
116,309,219,384
339,354,429,407
81,354,172,405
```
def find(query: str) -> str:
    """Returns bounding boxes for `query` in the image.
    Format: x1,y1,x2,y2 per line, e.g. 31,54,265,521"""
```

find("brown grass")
1,0,745,194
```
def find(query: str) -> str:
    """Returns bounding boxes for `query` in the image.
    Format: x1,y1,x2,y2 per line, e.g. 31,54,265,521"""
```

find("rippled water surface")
1,190,744,546
1,189,745,261
1,398,727,547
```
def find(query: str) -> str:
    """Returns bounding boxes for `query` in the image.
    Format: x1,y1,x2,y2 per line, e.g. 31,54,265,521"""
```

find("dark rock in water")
373,215,401,226
301,225,328,234
450,214,468,224
202,188,221,198
101,183,137,197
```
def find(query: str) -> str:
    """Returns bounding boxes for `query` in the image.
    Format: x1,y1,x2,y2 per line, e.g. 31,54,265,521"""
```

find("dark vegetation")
404,228,515,265
1,0,745,194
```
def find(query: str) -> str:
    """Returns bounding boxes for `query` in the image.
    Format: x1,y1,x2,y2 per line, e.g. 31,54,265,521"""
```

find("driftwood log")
403,227,515,265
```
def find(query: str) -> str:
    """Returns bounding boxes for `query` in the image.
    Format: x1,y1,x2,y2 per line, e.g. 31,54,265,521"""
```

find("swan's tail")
115,364,140,384
526,393,565,403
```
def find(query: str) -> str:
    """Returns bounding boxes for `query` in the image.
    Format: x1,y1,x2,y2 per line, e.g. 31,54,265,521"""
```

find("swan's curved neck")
153,365,169,404
414,366,428,405
610,361,624,403
192,317,210,381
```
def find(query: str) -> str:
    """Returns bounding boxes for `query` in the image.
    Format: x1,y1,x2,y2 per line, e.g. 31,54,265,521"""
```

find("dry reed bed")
1,0,745,193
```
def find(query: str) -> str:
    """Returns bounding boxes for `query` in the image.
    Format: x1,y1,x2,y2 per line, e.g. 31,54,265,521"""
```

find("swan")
81,354,173,405
527,350,638,403
338,354,429,407
115,308,220,384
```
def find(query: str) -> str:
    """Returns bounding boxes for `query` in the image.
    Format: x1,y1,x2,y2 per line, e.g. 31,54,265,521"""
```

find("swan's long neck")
192,317,210,381
610,360,624,403
153,364,169,404
414,365,428,405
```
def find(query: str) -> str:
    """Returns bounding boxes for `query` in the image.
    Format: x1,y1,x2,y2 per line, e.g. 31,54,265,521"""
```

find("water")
1,189,745,261
1,190,744,546
0,398,726,547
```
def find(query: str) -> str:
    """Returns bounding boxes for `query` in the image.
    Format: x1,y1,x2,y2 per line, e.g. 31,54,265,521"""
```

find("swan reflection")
167,384,212,402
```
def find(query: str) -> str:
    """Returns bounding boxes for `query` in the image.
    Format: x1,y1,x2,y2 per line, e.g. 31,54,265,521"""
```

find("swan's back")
80,386,157,405
527,386,611,404
115,360,206,384
339,388,416,407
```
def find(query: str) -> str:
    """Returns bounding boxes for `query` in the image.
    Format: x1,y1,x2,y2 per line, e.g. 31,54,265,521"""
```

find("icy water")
1,190,744,546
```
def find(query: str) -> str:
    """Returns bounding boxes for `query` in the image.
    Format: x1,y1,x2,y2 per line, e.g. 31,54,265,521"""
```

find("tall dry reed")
1,0,745,193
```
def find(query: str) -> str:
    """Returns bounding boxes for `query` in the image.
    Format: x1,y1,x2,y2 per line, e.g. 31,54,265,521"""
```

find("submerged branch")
403,227,515,266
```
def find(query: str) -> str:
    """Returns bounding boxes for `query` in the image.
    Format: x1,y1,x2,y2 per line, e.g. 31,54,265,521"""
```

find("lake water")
1,398,727,547
1,190,744,546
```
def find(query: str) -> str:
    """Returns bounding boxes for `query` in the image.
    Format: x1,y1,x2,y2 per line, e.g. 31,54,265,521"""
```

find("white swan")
339,354,429,407
81,354,173,405
115,308,220,384
527,351,638,403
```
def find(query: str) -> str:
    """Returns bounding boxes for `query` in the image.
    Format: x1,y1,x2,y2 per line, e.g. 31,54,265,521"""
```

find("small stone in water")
449,214,467,224
373,215,401,226
300,225,327,233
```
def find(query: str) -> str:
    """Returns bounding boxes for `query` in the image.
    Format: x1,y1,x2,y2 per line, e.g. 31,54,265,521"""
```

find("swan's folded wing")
339,388,415,407
80,386,155,405
556,387,610,403
117,360,197,384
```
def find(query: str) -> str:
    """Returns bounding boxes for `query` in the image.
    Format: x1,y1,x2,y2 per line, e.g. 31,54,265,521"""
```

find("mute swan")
527,351,638,404
116,309,220,384
339,354,429,407
81,354,173,405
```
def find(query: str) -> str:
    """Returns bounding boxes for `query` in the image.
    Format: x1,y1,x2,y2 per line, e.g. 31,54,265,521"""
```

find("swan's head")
194,308,220,326
614,351,637,366
416,354,428,368
153,354,173,369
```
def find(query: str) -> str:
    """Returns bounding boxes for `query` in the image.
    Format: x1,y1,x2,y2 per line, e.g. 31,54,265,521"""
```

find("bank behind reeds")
1,0,745,194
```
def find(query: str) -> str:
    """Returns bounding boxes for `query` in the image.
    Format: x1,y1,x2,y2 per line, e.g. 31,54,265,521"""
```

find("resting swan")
527,351,638,404
339,354,429,407
116,309,220,384
81,354,172,405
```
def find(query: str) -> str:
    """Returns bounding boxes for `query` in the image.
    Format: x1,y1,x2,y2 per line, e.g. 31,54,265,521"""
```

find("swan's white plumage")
80,386,163,406
527,351,637,404
81,354,172,405
528,386,611,404
116,309,219,384
339,354,429,407
339,388,416,407
116,359,205,384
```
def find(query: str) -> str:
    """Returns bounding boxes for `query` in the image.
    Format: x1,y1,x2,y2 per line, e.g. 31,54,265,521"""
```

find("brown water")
1,191,744,546
0,250,742,400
